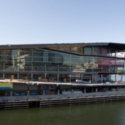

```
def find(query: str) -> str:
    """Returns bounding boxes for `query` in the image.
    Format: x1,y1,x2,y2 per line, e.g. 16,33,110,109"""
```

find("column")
31,73,33,81
95,88,98,92
57,73,59,82
42,89,45,95
83,88,86,93
27,90,30,96
3,73,5,79
10,90,13,96
17,73,19,79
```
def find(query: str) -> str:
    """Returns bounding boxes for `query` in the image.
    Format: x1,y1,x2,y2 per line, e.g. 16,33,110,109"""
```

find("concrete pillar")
81,74,83,81
101,74,103,83
10,91,13,96
27,90,30,96
57,74,59,82
43,90,45,95
91,88,94,92
45,73,47,79
121,75,123,82
95,88,98,92
57,89,60,95
31,73,33,81
5,91,8,96
115,74,117,82
17,73,19,79
69,74,71,83
3,73,5,79
84,88,86,93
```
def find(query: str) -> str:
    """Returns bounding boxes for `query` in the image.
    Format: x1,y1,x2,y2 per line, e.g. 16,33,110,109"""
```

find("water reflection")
0,102,125,125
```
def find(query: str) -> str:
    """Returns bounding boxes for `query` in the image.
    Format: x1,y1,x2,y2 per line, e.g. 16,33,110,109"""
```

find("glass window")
93,47,98,55
84,47,92,55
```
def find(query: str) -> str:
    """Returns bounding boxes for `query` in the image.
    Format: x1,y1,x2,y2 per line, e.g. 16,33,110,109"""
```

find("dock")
0,80,125,110
0,90,125,110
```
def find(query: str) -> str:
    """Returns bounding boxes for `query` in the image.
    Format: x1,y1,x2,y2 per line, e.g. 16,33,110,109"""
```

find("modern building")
0,42,125,83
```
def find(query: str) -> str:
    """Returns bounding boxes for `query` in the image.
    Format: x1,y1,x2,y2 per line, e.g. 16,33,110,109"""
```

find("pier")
0,80,125,110
0,91,125,109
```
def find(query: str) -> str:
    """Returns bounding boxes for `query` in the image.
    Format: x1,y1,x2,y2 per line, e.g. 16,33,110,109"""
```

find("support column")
71,88,74,94
31,73,33,81
115,74,117,82
57,73,59,82
83,88,86,93
57,89,60,95
45,73,47,79
101,74,103,83
37,85,41,95
121,75,123,82
10,90,13,96
27,90,30,96
17,73,19,79
27,85,30,96
69,74,71,83
3,73,5,79
43,90,45,95
5,91,8,96
95,88,98,92
45,64,46,79
81,74,83,81
91,88,94,92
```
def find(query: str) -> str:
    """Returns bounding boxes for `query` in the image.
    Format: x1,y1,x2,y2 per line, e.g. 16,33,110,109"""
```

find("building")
0,42,125,83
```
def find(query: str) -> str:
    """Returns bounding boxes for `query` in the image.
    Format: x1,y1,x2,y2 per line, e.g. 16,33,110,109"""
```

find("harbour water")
1,101,125,125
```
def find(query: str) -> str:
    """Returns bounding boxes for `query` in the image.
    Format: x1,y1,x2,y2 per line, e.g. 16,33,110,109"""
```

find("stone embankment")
0,91,125,110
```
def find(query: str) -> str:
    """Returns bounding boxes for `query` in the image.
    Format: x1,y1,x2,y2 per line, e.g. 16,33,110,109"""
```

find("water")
1,102,125,125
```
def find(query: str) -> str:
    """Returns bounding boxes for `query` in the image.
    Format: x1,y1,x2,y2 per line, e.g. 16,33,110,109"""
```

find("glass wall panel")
59,74,70,82
33,74,45,81
46,64,58,72
0,47,124,82
98,57,116,73
93,47,98,55
116,59,125,73
46,73,57,82
84,47,92,55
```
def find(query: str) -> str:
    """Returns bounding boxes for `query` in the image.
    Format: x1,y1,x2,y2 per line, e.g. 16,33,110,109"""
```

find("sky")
0,0,125,45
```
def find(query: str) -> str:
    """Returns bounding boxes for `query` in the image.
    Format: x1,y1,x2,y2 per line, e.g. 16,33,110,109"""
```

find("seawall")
0,91,125,110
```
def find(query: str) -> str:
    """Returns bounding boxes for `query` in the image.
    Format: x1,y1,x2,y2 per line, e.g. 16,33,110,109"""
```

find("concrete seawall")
1,91,125,110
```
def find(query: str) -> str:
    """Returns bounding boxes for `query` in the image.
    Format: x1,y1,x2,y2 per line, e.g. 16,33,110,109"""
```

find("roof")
0,42,124,50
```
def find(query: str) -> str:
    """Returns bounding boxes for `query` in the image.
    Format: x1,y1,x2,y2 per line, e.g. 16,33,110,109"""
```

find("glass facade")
0,45,124,83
